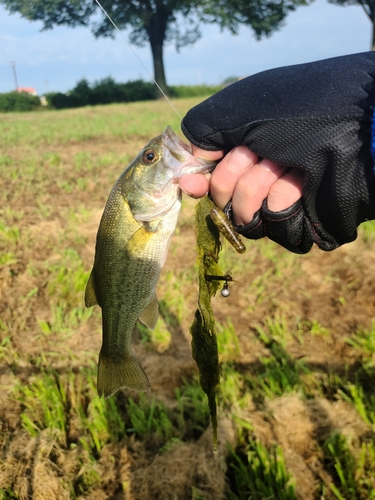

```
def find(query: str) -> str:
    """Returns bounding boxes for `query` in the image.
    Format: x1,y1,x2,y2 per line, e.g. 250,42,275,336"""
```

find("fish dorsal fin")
85,270,98,307
139,296,159,330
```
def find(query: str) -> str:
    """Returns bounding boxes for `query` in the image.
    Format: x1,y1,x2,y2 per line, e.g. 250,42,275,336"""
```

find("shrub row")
0,78,223,112
45,78,156,109
46,78,223,109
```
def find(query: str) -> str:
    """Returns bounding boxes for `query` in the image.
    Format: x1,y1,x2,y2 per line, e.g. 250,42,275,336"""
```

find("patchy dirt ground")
1,106,375,499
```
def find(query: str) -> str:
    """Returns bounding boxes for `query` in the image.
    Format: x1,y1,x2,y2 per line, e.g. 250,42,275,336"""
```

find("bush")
0,92,41,112
45,92,76,110
69,79,92,106
88,77,155,105
117,80,155,103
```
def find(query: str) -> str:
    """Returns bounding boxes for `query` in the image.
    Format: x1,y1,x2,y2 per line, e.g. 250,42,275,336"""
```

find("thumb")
191,145,224,161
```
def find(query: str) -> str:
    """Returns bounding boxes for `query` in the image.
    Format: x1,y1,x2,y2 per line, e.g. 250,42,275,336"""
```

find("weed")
175,378,210,437
0,221,20,247
338,382,375,428
46,248,89,301
0,335,19,364
256,315,290,347
358,220,375,243
323,433,375,499
127,394,175,440
40,303,94,337
217,318,240,363
219,363,248,409
0,252,18,267
227,439,296,500
0,489,19,500
126,383,209,443
80,378,126,453
346,321,375,369
16,372,68,438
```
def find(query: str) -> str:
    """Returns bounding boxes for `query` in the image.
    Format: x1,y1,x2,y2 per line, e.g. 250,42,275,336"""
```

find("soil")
1,134,375,499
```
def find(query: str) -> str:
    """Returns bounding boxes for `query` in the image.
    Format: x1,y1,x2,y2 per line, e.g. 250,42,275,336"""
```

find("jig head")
205,273,233,298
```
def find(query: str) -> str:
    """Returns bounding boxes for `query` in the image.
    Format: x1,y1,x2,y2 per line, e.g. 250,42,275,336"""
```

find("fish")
85,126,216,398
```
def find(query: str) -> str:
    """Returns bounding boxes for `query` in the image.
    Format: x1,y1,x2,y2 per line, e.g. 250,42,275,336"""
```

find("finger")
267,168,304,212
179,173,211,198
191,145,224,162
231,159,288,226
210,146,258,209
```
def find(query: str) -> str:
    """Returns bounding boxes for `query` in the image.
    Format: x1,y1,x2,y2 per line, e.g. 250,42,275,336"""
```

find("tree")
1,0,311,95
328,0,375,50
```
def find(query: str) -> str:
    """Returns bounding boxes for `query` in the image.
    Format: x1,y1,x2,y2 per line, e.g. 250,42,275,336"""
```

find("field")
1,98,375,500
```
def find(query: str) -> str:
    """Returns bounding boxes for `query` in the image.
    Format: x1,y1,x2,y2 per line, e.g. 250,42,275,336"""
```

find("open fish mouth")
161,126,217,179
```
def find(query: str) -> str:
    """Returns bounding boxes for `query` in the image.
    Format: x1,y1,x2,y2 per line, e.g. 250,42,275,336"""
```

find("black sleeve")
182,52,375,253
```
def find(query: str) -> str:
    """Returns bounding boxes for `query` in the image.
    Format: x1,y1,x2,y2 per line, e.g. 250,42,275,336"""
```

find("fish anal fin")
138,296,159,330
85,270,98,307
97,350,150,398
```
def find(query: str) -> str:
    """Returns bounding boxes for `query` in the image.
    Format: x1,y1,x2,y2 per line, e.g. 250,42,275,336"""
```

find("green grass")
227,439,296,500
0,99,197,149
0,489,19,500
2,100,375,499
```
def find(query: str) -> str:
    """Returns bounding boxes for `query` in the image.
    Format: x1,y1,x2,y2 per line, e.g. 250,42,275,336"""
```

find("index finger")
210,147,258,209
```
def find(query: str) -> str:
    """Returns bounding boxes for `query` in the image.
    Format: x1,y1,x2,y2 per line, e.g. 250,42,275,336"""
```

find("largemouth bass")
85,126,216,398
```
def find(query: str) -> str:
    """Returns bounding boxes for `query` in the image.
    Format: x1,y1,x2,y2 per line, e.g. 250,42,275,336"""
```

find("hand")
180,146,303,226
181,52,375,253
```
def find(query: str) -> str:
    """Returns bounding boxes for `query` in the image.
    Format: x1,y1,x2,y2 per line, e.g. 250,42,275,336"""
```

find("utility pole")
10,61,19,91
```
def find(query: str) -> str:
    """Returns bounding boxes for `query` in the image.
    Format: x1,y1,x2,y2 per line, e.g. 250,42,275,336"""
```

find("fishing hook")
204,273,233,298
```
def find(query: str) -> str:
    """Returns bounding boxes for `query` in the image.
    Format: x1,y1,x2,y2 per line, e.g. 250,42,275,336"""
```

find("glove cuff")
225,199,336,254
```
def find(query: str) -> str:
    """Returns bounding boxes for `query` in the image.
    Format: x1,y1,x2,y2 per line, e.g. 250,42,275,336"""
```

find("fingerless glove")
182,52,375,253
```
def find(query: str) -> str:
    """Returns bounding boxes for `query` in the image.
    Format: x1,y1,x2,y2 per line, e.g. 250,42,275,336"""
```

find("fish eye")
143,149,156,163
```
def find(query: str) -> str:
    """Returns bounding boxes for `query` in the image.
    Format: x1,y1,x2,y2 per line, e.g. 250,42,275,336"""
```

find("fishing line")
94,0,182,120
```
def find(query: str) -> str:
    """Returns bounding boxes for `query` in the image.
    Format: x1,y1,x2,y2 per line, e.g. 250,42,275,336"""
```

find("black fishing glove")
181,52,375,253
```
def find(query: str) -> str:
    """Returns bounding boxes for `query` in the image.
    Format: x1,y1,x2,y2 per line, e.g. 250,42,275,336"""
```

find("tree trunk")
150,39,168,97
147,7,169,98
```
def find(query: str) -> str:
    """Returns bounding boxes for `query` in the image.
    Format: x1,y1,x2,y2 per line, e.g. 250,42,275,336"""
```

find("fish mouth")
161,126,217,178
162,125,191,156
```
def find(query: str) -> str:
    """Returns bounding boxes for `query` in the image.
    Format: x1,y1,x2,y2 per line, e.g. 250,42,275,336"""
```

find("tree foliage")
1,0,312,93
328,0,375,50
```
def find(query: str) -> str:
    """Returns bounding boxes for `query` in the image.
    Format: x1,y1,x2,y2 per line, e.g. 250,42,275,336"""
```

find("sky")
0,0,372,95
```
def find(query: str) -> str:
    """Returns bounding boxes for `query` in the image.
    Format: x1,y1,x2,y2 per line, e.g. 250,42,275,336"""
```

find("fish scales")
85,126,216,398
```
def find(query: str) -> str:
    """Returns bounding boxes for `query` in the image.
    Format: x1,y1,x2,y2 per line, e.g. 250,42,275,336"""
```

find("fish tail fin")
97,351,151,398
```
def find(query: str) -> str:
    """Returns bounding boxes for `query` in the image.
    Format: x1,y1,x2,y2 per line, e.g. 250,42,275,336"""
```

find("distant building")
17,87,37,96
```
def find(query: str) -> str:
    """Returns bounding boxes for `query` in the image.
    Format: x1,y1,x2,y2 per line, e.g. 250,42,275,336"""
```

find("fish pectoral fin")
138,296,159,330
97,351,151,398
85,270,98,307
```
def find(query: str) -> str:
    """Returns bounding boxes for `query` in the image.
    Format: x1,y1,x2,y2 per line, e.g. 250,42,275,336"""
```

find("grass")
228,440,296,500
2,99,375,499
